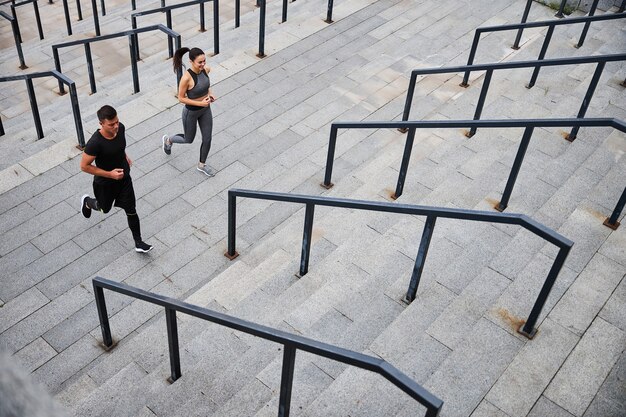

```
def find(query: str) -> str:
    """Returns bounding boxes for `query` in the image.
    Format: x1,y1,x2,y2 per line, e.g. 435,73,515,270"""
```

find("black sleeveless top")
185,69,210,110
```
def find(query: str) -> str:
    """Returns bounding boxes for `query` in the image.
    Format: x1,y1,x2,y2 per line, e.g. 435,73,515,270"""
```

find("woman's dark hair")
173,47,205,72
97,105,117,122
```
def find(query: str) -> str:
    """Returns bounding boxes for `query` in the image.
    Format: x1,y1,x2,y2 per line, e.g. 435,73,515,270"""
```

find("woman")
162,47,217,177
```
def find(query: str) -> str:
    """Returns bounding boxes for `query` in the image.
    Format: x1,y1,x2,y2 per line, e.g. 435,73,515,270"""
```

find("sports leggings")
169,105,213,164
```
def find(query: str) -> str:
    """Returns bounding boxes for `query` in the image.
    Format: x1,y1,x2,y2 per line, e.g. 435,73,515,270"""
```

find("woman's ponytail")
173,47,190,73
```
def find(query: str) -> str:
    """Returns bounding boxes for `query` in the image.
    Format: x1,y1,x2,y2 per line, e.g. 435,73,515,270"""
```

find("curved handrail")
0,70,85,148
462,12,626,86
321,117,626,229
401,53,626,139
225,188,573,339
92,276,444,417
51,24,181,95
0,10,27,68
130,0,218,57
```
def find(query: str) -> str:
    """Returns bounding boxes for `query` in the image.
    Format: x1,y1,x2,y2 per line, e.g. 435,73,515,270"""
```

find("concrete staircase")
0,0,625,416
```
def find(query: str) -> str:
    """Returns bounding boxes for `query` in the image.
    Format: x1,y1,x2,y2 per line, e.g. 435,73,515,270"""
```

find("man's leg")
117,178,153,253
81,183,113,218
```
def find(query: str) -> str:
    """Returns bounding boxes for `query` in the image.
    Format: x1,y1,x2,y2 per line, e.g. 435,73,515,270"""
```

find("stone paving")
0,0,625,416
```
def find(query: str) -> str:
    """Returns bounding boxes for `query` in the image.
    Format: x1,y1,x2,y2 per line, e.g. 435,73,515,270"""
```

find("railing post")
10,17,27,68
281,0,287,22
576,0,599,48
10,5,21,43
198,2,205,32
526,24,555,89
128,35,140,93
167,10,173,57
325,0,333,23
85,43,97,94
461,30,481,87
400,71,418,131
225,191,239,259
235,0,240,27
513,0,533,49
175,35,182,81
393,127,416,200
322,125,338,189
298,203,315,277
495,126,534,212
25,78,44,139
466,69,493,137
33,0,44,40
404,215,436,304
554,0,567,17
619,0,626,13
165,308,182,382
53,47,65,94
93,281,113,348
278,344,296,417
519,245,570,338
213,0,219,55
257,0,266,58
131,17,140,59
0,117,4,136
100,0,106,15
567,61,605,141
68,82,86,149
76,0,83,20
62,0,72,35
603,186,625,230
131,0,135,10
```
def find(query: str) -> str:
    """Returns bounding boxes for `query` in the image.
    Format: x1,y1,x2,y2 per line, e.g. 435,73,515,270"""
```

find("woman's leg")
197,106,214,164
169,107,199,145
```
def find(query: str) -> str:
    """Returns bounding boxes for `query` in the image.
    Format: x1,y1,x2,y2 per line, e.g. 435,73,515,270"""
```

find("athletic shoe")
135,241,153,253
197,165,216,177
81,194,92,218
162,134,172,155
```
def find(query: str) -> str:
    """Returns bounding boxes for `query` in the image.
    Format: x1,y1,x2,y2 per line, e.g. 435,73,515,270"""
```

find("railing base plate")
99,340,118,351
320,182,334,189
603,218,620,230
256,53,266,58
517,324,537,340
494,203,506,212
511,45,520,50
324,18,333,23
224,250,239,260
459,82,469,88
397,128,408,133
564,134,576,142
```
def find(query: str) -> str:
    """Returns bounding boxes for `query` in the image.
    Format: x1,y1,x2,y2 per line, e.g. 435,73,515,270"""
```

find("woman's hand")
209,93,217,103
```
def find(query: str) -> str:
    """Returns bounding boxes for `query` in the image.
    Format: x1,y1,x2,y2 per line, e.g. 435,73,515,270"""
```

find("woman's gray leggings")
170,105,213,163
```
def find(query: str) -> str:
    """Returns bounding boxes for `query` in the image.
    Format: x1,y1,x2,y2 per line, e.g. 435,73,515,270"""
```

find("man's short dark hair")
97,105,117,122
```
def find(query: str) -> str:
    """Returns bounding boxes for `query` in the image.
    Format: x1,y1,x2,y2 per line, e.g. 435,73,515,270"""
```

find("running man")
80,105,153,253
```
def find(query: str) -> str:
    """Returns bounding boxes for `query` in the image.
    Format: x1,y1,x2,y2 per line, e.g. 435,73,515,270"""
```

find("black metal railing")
401,53,626,140
130,0,218,57
225,189,573,339
60,0,102,36
6,0,44,43
234,0,335,57
514,0,625,48
464,12,626,88
0,70,85,148
52,24,181,95
0,10,27,68
233,0,335,28
321,118,626,230
92,276,444,417
131,0,164,10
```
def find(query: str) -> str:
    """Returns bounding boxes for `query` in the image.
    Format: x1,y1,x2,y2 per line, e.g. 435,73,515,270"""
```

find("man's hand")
109,168,125,180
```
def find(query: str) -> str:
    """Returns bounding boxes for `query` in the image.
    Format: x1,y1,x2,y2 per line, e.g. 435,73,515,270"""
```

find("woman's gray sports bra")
185,69,210,110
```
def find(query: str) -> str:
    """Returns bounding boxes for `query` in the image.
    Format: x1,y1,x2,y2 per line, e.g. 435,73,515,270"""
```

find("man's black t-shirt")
84,123,130,184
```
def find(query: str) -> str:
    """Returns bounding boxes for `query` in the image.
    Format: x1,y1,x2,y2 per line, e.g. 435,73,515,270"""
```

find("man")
80,105,153,253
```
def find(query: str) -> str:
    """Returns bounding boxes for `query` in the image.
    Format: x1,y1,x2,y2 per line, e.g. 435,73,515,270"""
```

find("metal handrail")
92,276,444,417
7,0,44,43
225,189,573,339
516,0,626,47
60,0,101,36
321,118,626,230
130,0,218,57
401,53,626,139
51,24,181,95
233,0,335,27
463,12,626,87
0,70,85,148
0,10,27,68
